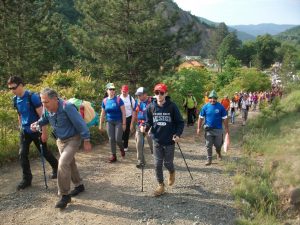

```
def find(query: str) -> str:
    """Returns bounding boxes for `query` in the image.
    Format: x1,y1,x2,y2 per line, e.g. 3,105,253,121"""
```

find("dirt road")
0,114,249,225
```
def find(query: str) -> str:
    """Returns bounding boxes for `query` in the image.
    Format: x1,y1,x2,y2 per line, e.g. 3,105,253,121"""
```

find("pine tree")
72,0,189,86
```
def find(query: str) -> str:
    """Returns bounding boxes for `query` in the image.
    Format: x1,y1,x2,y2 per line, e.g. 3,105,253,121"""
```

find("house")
177,60,205,71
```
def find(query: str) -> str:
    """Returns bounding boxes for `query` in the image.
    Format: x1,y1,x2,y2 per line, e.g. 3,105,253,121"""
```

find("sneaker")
17,180,31,190
168,171,175,186
70,184,85,197
153,183,165,197
124,148,128,152
55,195,71,209
120,148,125,158
205,159,212,166
108,154,117,163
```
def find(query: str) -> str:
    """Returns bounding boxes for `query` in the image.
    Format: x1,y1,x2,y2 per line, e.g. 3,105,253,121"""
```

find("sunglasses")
8,84,20,90
108,88,115,91
154,91,165,96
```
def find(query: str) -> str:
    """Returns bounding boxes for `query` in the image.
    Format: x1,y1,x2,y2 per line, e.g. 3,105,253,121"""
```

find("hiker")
7,76,58,191
252,92,258,111
31,88,91,209
99,83,126,163
240,93,251,126
197,90,229,166
204,91,209,104
183,91,197,126
140,83,184,197
220,95,230,112
119,85,135,152
132,87,154,168
229,97,238,124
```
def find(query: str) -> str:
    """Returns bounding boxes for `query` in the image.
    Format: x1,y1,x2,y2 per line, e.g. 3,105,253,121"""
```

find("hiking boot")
216,152,222,161
55,195,71,209
108,154,117,163
205,159,212,166
153,183,165,197
17,180,31,190
120,148,125,158
168,171,175,186
70,184,85,197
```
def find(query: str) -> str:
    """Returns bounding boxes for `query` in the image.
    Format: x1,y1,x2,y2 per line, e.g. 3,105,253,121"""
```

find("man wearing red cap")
141,83,184,197
119,85,135,151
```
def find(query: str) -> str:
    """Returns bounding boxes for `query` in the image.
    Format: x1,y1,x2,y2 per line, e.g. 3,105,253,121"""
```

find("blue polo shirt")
101,96,124,122
15,90,42,133
199,102,227,129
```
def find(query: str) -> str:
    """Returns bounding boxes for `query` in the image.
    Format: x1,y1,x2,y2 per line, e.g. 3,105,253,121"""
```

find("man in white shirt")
119,85,135,151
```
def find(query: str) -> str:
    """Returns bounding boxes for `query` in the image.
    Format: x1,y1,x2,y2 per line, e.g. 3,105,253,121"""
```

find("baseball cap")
106,83,115,89
121,85,129,92
135,87,147,95
154,83,167,92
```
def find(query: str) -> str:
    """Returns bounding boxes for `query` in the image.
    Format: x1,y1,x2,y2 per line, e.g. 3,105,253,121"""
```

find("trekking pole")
176,142,193,180
37,125,48,189
141,133,145,192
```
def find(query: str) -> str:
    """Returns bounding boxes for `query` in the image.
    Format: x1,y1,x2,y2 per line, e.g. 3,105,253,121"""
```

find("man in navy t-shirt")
7,76,58,190
197,90,229,166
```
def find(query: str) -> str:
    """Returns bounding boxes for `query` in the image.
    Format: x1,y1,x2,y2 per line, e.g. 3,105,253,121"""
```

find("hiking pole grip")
176,142,193,180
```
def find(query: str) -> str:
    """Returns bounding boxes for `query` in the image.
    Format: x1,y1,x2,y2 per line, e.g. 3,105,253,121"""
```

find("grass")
230,89,300,224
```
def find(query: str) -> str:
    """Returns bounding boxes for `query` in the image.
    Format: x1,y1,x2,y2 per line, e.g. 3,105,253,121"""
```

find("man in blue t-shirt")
7,76,58,191
197,90,229,166
132,87,153,168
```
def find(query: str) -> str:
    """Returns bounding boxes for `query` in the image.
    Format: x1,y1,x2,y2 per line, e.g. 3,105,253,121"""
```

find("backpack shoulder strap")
103,97,107,106
13,96,19,114
117,96,121,106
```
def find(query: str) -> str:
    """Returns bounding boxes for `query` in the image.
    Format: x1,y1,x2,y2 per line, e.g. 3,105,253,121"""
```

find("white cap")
135,87,147,95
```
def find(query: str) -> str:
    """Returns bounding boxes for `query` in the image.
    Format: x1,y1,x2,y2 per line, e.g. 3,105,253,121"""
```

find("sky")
173,0,300,25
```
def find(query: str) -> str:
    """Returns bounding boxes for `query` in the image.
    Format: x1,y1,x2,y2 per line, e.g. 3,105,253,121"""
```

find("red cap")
154,83,167,92
121,85,129,92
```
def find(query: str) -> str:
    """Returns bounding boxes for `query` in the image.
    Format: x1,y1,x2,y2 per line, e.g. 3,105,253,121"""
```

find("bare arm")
99,108,106,130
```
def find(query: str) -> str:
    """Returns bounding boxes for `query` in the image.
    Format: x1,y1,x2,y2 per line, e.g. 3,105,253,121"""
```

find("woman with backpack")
99,83,126,163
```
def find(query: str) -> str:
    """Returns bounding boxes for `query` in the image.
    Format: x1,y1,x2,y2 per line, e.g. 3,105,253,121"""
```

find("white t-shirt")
120,94,135,117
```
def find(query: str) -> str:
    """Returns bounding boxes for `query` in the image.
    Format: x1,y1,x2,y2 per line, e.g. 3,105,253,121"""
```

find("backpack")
13,91,40,118
67,98,99,127
136,96,153,112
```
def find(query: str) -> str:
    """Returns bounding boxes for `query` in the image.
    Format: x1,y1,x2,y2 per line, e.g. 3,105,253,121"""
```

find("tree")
71,0,194,86
163,68,210,108
216,32,241,71
208,22,229,60
254,34,281,69
0,1,74,85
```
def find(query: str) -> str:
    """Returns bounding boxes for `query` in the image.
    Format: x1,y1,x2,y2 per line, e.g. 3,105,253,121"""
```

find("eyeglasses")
108,89,115,91
8,84,20,90
154,91,165,96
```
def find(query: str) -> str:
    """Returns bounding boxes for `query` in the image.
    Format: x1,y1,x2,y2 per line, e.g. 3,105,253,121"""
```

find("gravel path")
0,114,250,225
